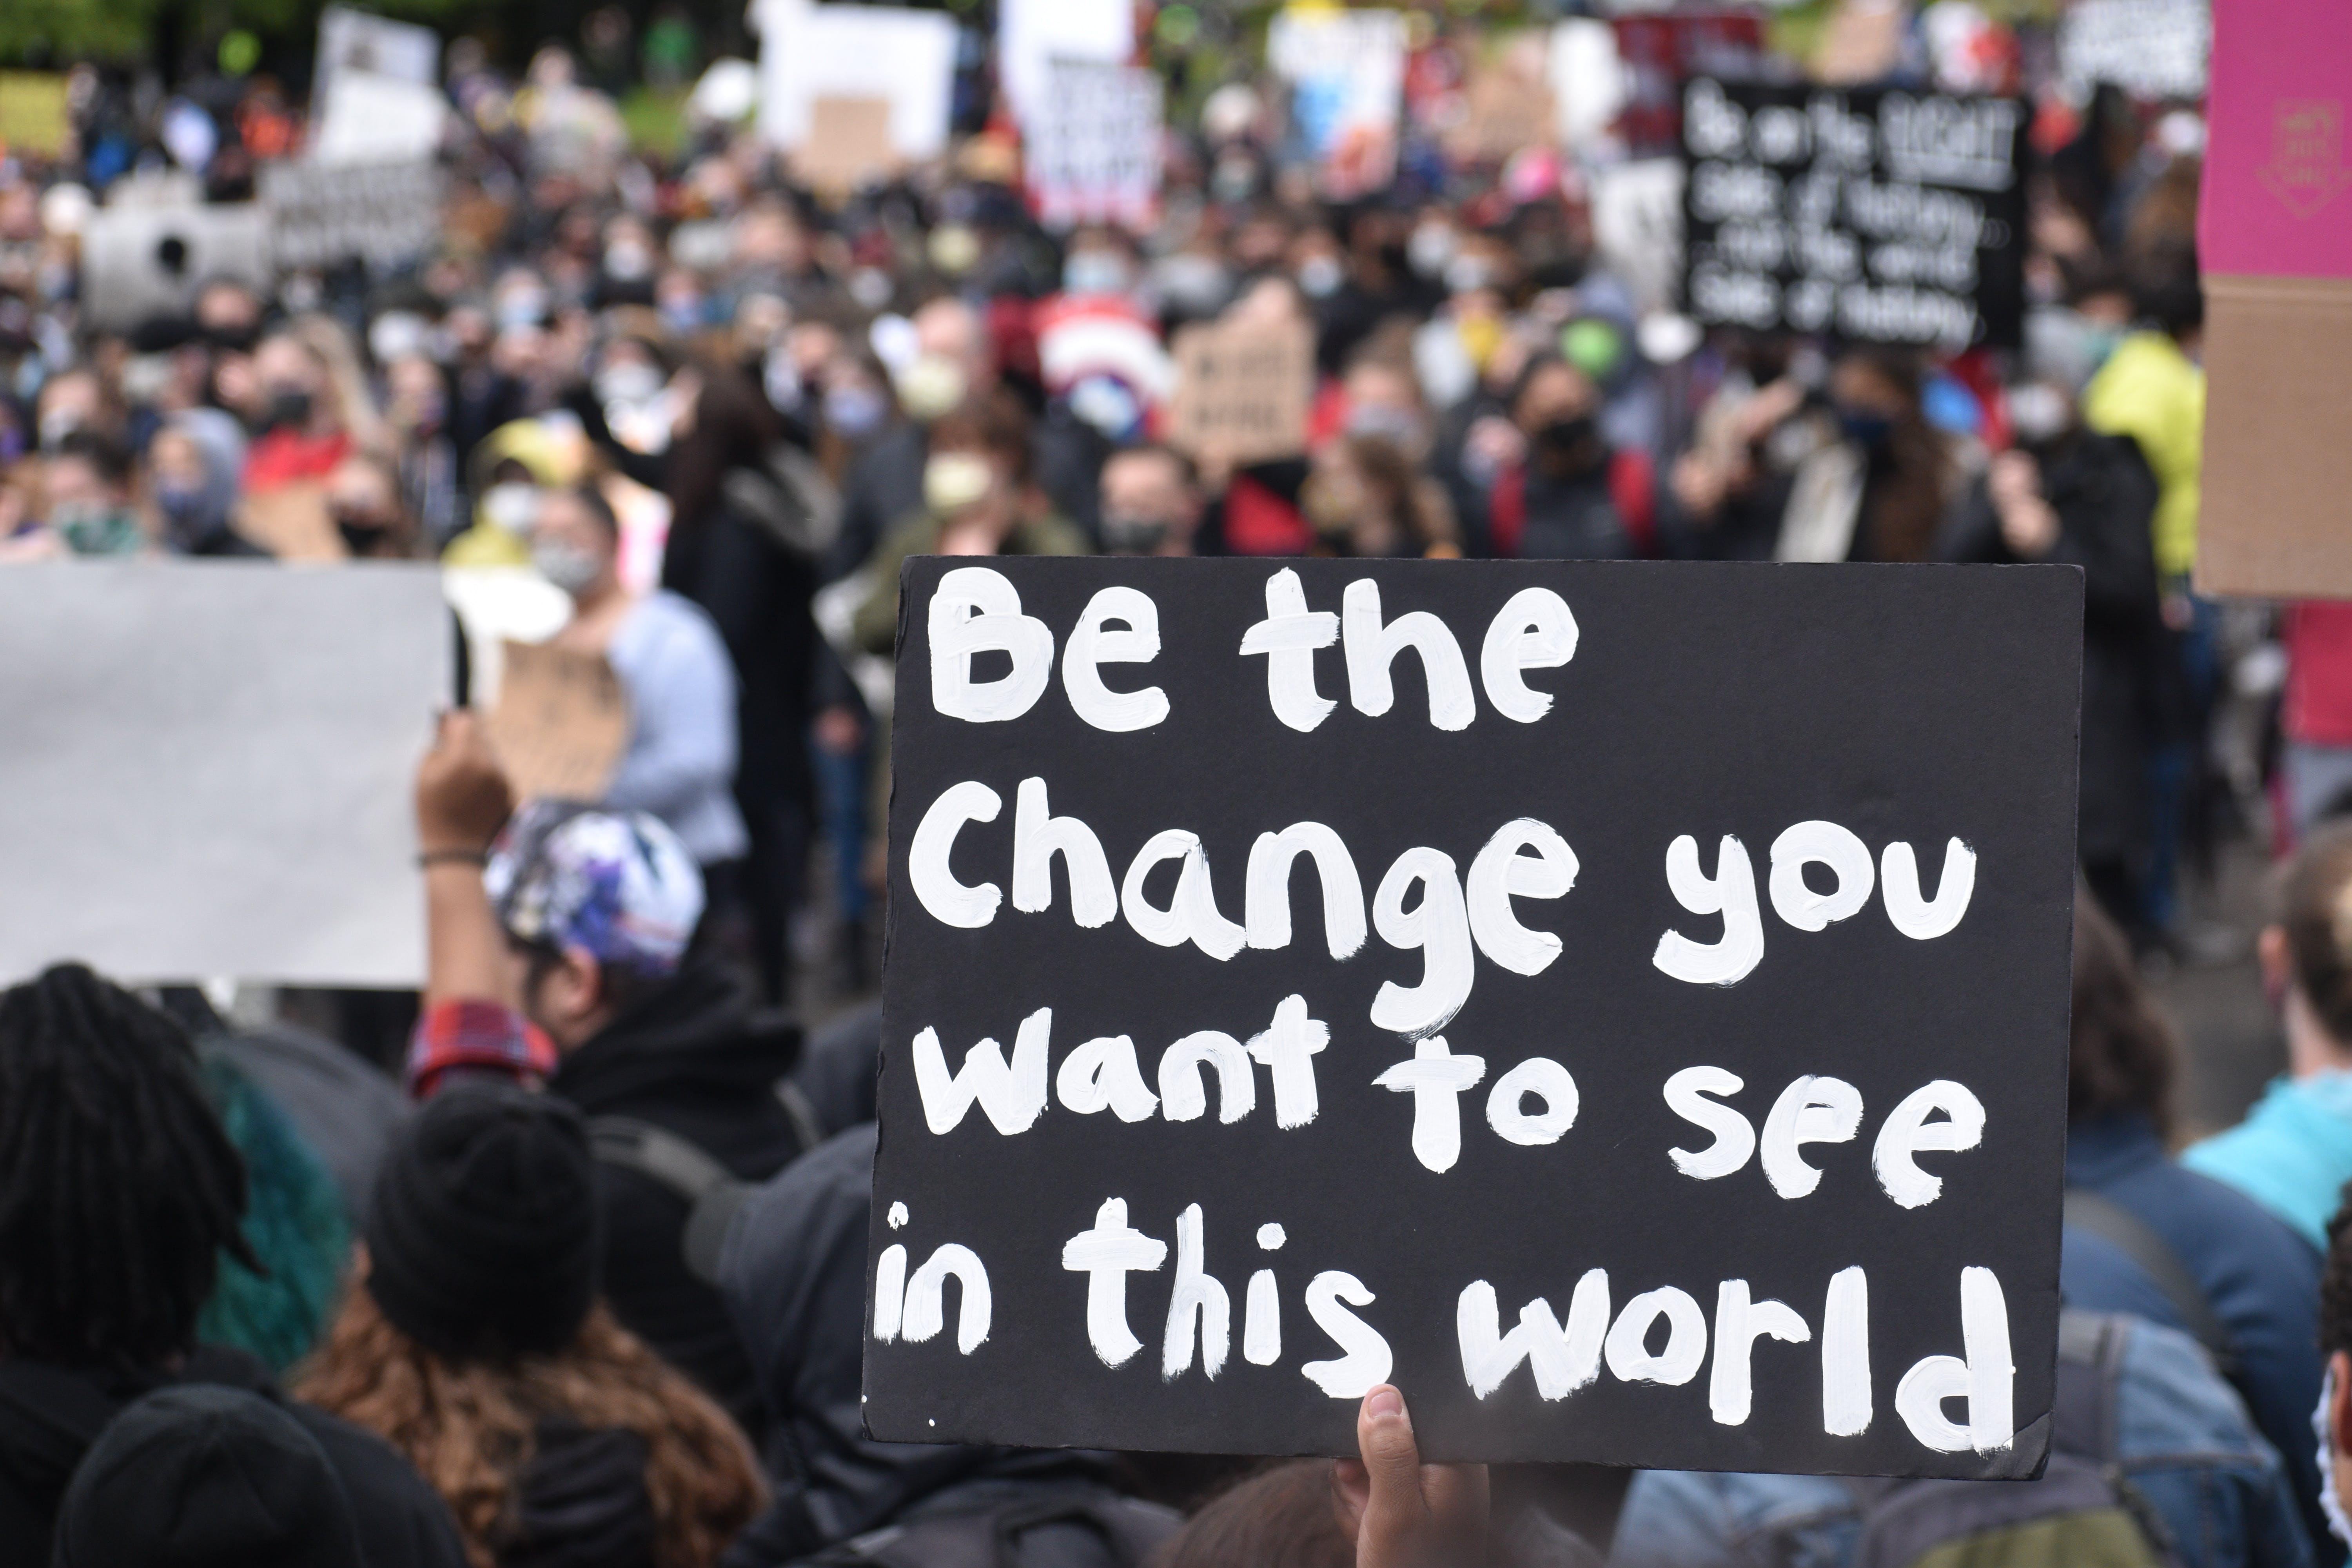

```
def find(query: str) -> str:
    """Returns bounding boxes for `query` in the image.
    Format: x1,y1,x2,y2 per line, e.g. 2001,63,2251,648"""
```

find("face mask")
1100,512,1171,555
2318,1366,2352,1546
1445,255,1496,296
155,482,209,526
896,355,969,424
1347,403,1426,448
533,535,604,594
2007,383,2073,448
604,241,653,281
1534,416,1601,473
660,296,704,336
1296,256,1344,300
337,515,394,554
595,361,664,406
1408,224,1457,279
497,291,549,331
824,383,887,439
36,408,81,450
924,451,994,514
53,503,138,555
1838,408,1895,450
265,388,313,430
1063,252,1132,297
483,482,542,536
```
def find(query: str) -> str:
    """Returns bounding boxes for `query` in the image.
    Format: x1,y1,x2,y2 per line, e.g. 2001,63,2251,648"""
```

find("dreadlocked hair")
0,962,257,1368
297,1290,765,1568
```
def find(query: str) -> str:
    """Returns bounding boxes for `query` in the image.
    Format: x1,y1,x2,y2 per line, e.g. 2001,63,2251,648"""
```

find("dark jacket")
716,1126,1131,1567
547,956,809,1440
2065,1112,2330,1556
0,1345,467,1568
1938,431,2179,882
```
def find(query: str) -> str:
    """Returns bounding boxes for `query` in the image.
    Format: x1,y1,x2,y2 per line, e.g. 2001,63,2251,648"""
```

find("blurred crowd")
9,2,2352,1565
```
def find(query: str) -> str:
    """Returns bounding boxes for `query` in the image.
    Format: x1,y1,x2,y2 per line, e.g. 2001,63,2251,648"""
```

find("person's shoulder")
1021,514,1093,557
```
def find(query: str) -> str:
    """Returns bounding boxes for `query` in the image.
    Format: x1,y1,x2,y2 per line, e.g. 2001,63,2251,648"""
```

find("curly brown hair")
296,1290,764,1568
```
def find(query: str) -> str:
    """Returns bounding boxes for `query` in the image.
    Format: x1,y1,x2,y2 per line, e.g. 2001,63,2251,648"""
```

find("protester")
2187,826,2352,1252
715,1125,1178,1566
1097,442,1205,557
2061,891,2333,1549
0,962,468,1568
407,712,812,1440
1936,381,2174,943
2316,1192,2352,1560
298,1083,766,1568
53,1386,367,1568
852,388,1091,652
534,483,749,875
34,430,144,555
151,408,265,555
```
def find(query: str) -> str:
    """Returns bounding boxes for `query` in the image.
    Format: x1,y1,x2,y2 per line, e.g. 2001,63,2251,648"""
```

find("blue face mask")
1062,252,1132,297
824,383,887,438
1838,408,1894,450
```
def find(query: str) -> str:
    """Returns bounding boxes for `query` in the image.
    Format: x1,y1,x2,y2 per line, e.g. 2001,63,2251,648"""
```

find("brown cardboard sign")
2196,274,2352,599
1447,49,1557,164
487,639,630,802
1814,0,1906,85
798,96,895,192
234,482,347,562
1166,316,1316,468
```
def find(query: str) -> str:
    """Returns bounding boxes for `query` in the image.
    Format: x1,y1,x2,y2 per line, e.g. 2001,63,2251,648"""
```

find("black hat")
53,1385,364,1568
364,1084,602,1359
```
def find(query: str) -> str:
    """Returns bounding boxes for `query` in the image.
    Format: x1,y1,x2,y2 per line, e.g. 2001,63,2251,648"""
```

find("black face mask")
1533,416,1602,475
335,514,392,553
265,388,314,430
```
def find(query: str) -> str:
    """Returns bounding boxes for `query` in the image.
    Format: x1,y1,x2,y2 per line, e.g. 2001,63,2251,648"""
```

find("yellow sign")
0,73,71,160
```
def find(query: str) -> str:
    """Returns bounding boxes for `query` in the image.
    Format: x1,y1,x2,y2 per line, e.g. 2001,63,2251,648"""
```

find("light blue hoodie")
2184,1070,2352,1255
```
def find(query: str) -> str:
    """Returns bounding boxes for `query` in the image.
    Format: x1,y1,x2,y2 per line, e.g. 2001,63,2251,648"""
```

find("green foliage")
0,0,167,64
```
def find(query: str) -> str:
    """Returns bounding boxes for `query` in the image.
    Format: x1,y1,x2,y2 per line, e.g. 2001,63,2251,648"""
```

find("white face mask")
895,355,969,424
483,482,542,537
2318,1366,2352,1546
924,451,994,515
533,535,604,595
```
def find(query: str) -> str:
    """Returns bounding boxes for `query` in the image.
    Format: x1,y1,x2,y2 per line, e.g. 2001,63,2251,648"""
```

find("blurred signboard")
1679,78,2027,351
261,159,444,270
1026,60,1163,231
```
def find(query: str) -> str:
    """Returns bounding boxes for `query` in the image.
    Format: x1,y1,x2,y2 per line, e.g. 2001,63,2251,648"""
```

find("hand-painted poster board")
1681,79,2027,352
867,559,2081,1474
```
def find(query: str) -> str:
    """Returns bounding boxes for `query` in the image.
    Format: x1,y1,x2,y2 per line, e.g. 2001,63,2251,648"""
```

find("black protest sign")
1681,79,2027,352
869,559,2080,1476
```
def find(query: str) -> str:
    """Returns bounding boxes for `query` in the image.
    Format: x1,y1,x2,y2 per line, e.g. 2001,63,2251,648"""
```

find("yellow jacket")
2083,330,2205,579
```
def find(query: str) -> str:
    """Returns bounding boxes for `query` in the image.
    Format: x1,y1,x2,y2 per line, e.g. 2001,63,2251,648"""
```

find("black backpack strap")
774,1076,829,1153
587,1116,751,1287
2063,1188,2239,1376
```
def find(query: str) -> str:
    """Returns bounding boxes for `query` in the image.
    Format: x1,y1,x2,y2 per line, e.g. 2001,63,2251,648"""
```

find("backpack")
587,1076,829,1286
793,1490,1182,1568
1815,1311,2181,1568
2062,1187,2243,1383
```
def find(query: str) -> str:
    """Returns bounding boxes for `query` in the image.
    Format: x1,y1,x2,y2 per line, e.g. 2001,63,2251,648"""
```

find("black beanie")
364,1083,602,1359
53,1385,363,1568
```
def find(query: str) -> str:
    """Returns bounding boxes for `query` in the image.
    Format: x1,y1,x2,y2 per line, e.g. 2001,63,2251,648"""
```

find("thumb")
1354,1385,1426,1543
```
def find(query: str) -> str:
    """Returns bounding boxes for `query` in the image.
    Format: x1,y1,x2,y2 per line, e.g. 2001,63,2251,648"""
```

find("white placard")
2058,0,2209,102
309,70,449,166
0,563,450,987
316,6,440,89
998,0,1132,130
1267,8,1405,197
751,0,960,159
1025,60,1162,229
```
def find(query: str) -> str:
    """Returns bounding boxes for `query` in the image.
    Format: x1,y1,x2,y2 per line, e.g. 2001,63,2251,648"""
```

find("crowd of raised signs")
9,0,2352,1564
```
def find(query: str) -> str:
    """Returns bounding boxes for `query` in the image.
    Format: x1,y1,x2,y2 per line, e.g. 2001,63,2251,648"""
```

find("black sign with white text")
1681,79,2027,351
867,559,2080,1477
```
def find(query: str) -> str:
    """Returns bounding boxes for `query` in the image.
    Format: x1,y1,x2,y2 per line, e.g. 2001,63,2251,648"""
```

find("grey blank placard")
0,562,450,986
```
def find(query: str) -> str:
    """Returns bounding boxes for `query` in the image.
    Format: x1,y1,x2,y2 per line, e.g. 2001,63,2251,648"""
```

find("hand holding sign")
871,558,2080,1476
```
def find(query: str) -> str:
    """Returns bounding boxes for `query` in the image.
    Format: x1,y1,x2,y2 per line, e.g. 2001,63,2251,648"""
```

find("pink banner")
2200,0,2352,278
